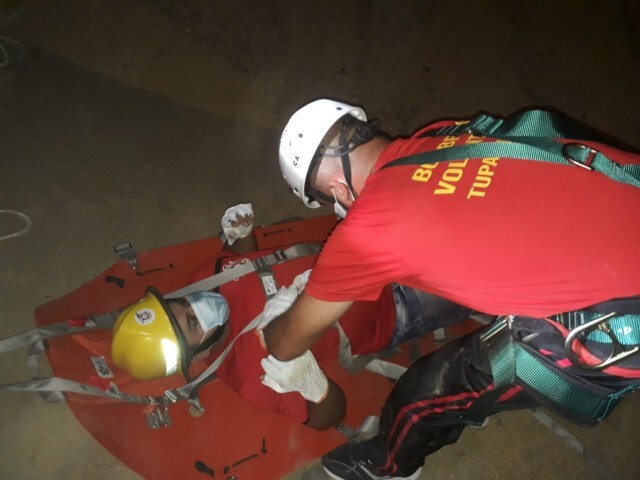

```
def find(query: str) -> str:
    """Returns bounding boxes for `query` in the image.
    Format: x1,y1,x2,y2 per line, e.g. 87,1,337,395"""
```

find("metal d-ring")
564,312,640,369
561,142,598,171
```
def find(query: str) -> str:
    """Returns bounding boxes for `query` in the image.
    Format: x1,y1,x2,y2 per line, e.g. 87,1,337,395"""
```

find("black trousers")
369,329,546,477
368,318,640,477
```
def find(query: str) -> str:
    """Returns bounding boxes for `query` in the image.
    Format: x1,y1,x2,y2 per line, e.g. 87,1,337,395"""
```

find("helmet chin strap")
312,118,379,209
190,324,226,358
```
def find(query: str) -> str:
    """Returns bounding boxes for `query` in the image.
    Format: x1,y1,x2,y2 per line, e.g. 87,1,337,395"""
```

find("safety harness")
382,108,640,424
381,109,640,189
0,243,321,428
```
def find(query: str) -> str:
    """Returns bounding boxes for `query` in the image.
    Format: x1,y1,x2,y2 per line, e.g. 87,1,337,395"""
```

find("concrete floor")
1,1,639,479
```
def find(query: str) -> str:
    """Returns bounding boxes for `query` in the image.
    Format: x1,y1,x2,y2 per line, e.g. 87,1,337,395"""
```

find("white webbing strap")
334,322,407,380
0,318,155,405
0,376,155,405
0,320,99,354
164,243,321,299
163,312,265,404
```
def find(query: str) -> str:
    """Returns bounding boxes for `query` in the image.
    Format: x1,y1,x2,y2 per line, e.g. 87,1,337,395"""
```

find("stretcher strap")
0,319,155,405
165,243,321,299
334,322,407,379
0,377,154,405
0,321,99,353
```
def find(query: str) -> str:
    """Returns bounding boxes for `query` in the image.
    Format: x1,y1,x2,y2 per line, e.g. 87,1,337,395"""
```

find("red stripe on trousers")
382,385,495,472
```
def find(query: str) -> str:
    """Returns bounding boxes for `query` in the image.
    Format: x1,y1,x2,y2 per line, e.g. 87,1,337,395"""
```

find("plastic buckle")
113,241,138,270
561,142,597,171
564,312,640,370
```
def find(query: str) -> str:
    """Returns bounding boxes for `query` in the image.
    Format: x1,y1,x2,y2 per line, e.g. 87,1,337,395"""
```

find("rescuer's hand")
260,350,329,403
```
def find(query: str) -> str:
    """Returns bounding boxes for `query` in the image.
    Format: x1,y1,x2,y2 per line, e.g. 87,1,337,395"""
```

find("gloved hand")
261,350,329,403
221,203,254,245
258,269,312,330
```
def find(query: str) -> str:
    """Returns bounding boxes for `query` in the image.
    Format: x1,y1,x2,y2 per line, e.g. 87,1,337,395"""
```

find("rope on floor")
0,209,32,241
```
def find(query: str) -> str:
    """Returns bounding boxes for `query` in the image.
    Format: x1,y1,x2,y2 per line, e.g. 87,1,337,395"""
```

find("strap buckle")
145,404,172,429
561,142,598,171
113,241,138,270
564,312,640,370
273,249,287,262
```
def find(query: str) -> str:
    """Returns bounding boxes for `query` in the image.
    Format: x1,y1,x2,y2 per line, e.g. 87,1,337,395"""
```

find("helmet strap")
150,287,194,382
309,118,379,205
191,324,226,357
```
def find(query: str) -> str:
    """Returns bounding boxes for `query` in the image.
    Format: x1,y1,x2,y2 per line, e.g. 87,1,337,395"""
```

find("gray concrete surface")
1,1,639,479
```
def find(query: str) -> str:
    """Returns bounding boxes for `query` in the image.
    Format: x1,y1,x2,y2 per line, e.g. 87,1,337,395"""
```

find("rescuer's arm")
263,291,353,361
305,379,346,430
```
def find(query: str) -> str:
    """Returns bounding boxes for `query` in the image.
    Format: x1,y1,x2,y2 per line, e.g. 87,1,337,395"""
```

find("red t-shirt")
190,247,395,423
306,119,640,317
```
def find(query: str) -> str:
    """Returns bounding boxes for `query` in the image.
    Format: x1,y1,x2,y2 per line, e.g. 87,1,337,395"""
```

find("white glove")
291,269,311,291
260,350,329,403
258,269,312,330
221,203,254,245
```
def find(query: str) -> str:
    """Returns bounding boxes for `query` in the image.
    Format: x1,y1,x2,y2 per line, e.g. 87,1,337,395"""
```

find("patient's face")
168,298,227,354
168,299,204,347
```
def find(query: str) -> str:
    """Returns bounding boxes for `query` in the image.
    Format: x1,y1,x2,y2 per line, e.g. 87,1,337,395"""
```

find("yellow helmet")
111,287,189,380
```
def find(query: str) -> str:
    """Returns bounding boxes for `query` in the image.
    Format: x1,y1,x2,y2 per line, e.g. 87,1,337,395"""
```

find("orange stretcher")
31,214,482,480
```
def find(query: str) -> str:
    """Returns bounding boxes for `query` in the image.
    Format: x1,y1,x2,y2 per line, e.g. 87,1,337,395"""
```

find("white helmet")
279,98,367,208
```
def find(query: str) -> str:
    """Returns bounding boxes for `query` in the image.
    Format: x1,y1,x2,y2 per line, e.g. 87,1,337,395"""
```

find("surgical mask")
184,291,230,336
332,180,356,219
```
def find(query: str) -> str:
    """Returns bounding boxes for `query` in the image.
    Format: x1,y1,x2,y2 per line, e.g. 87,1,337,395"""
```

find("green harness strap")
485,317,640,423
382,110,640,189
553,311,640,346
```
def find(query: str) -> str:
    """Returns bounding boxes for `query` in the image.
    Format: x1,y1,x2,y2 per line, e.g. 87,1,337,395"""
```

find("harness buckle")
480,315,514,342
561,142,598,171
564,312,640,370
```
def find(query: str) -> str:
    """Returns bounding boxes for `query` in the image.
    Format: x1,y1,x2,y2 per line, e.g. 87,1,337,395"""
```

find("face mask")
184,291,230,336
331,180,356,219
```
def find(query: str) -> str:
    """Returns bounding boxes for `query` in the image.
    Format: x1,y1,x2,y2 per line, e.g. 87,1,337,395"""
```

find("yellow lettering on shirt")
465,134,483,144
434,159,469,195
436,135,459,150
411,163,438,182
467,157,499,199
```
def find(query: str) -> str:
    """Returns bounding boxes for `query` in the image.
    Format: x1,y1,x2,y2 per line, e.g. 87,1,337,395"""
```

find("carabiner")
561,142,598,171
564,312,640,370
